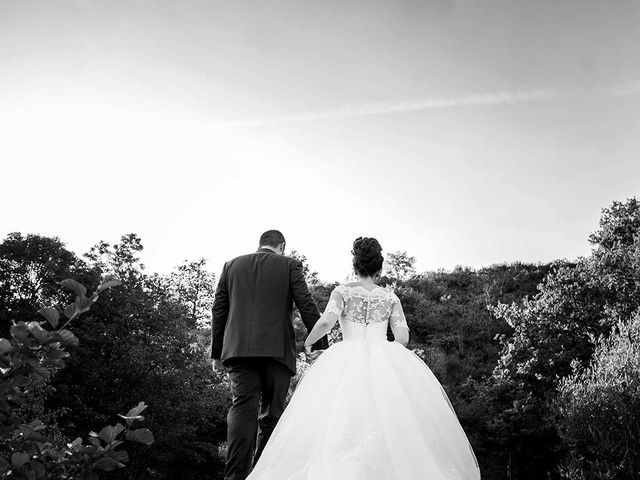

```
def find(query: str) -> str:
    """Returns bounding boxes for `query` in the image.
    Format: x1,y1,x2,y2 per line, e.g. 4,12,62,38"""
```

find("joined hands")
304,343,323,363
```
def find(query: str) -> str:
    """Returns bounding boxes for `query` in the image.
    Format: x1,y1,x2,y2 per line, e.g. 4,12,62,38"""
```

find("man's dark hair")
259,230,285,248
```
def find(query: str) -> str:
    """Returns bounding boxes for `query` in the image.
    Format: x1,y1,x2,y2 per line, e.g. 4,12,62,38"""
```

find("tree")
0,233,89,337
168,258,216,329
288,250,319,286
483,197,640,479
384,251,416,280
556,312,640,479
0,276,154,479
46,235,231,479
84,233,145,285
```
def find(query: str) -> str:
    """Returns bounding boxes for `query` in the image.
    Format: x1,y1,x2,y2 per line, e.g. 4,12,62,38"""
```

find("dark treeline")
1,197,639,479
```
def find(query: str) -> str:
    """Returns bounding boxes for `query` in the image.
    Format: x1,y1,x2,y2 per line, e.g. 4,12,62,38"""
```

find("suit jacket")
210,248,329,374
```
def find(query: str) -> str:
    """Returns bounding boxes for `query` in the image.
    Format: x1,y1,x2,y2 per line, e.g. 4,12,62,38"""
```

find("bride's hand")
304,343,322,362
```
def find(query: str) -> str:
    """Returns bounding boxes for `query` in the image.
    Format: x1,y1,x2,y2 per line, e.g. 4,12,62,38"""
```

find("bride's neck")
356,275,376,284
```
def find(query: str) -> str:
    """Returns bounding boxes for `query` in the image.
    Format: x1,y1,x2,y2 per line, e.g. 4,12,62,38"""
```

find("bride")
246,237,481,480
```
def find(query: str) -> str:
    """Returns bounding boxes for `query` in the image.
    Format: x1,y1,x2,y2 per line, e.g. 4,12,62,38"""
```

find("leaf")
75,295,94,314
98,279,122,292
29,324,51,346
23,429,48,443
28,420,45,431
113,423,126,439
49,358,66,368
0,338,13,354
44,447,64,460
63,303,78,319
98,424,124,444
61,279,87,297
56,329,79,347
125,428,154,445
93,456,124,472
38,308,60,328
68,437,83,452
11,452,30,467
32,366,51,381
47,348,69,360
10,323,30,344
98,425,116,444
118,402,148,424
109,450,129,463
108,440,124,450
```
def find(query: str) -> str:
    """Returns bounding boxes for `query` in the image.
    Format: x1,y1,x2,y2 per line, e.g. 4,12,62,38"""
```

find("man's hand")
304,344,323,363
212,359,228,373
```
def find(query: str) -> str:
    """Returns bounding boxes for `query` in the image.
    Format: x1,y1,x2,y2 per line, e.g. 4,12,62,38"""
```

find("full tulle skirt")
246,339,481,480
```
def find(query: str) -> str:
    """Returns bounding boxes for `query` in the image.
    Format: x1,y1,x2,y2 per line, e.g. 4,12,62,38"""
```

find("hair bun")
351,237,384,277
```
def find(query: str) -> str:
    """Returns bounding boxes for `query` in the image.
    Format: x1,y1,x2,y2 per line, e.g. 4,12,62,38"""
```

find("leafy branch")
0,278,154,479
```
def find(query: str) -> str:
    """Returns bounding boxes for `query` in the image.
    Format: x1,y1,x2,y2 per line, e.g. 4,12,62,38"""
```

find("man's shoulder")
224,252,256,264
225,253,251,267
226,251,298,269
223,253,255,272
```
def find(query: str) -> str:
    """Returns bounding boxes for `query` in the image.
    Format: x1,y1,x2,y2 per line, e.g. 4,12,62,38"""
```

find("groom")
211,230,329,480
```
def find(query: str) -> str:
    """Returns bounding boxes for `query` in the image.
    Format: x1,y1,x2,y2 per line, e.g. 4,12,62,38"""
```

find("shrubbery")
0,277,153,479
556,312,640,479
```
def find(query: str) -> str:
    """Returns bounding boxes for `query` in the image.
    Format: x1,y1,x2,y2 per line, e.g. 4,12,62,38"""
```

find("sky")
1,0,639,282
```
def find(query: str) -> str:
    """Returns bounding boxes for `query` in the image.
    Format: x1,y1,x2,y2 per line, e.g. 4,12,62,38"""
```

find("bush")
556,312,640,479
0,278,153,479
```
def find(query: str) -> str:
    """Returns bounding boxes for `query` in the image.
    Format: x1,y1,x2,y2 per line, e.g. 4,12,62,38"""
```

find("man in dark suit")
211,230,329,480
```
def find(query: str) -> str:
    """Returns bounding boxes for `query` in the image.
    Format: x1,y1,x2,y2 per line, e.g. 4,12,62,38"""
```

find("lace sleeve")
390,294,409,332
319,285,346,325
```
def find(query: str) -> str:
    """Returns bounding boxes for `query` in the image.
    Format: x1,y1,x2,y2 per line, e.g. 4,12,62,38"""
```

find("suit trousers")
224,357,292,480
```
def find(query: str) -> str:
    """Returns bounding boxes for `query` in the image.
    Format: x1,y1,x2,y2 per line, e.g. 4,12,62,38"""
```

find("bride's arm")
304,312,339,347
304,288,343,348
392,326,409,347
390,297,410,347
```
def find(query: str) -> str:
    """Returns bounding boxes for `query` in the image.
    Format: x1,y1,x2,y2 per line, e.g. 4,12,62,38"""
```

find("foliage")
401,263,552,384
168,258,216,329
0,233,90,338
84,234,145,285
0,276,153,479
288,250,320,286
384,251,416,281
482,197,640,479
45,235,230,480
556,312,640,480
0,233,230,480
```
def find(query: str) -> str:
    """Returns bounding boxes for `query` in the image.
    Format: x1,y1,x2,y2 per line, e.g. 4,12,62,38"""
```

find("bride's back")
326,283,409,342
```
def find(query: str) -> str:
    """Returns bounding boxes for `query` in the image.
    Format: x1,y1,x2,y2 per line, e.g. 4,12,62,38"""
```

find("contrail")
213,82,640,128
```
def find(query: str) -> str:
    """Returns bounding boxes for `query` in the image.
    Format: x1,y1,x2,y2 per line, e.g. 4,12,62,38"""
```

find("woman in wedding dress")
246,237,481,480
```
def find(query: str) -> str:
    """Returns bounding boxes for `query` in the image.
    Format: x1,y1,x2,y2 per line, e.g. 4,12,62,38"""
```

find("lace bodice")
321,284,409,342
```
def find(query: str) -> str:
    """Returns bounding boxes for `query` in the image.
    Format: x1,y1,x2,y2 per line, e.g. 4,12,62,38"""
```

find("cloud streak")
214,82,640,129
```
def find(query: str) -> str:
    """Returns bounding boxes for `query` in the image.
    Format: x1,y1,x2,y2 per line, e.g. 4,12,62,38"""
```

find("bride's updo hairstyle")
352,237,384,277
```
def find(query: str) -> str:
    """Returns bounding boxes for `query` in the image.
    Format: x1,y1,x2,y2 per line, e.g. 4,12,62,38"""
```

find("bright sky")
1,0,639,282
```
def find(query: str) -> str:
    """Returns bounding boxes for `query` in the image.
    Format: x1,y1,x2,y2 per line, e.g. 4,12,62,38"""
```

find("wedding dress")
246,284,481,480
